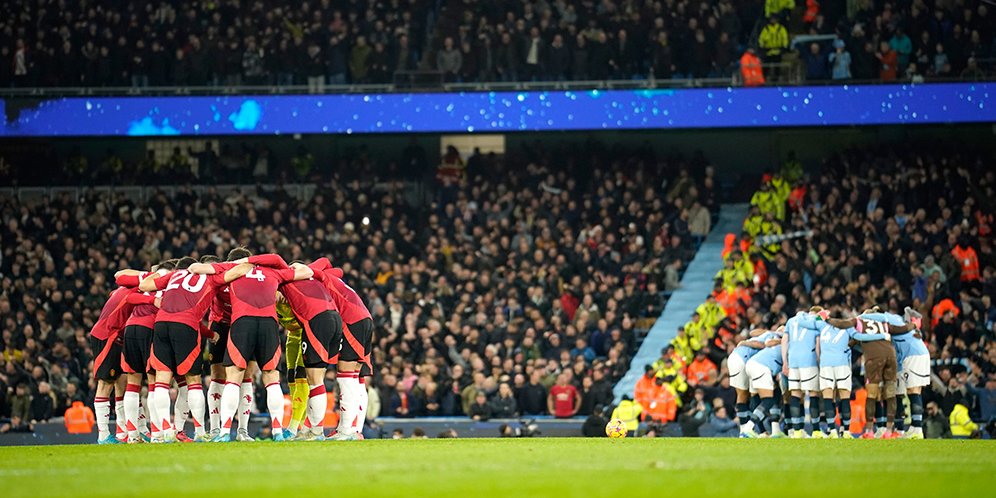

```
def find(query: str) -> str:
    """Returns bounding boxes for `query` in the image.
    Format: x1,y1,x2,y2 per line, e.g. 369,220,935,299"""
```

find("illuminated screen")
0,83,991,137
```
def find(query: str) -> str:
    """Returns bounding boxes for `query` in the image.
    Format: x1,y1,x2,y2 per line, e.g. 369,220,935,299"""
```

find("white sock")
153,383,172,436
137,395,149,433
173,382,189,433
187,383,206,436
114,396,127,439
95,396,111,440
265,382,284,436
307,384,327,435
335,371,360,435
238,381,254,431
208,379,224,432
146,390,160,438
124,385,141,440
219,382,241,432
355,377,369,431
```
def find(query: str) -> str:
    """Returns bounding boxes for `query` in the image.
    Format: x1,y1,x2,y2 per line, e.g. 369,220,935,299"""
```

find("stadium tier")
0,0,993,90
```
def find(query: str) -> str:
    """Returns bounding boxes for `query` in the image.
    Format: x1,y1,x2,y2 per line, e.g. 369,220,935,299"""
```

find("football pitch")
2,438,994,497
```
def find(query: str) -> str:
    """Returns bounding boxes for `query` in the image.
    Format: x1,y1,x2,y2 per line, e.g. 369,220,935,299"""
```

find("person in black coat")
468,391,493,421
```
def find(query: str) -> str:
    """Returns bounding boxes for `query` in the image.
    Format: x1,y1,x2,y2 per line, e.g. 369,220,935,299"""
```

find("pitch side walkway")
613,203,749,402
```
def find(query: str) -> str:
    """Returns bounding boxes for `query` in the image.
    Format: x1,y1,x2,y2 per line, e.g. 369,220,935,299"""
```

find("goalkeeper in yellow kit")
277,299,310,437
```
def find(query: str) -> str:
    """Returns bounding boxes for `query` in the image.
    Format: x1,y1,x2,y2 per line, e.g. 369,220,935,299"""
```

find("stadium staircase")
613,203,750,402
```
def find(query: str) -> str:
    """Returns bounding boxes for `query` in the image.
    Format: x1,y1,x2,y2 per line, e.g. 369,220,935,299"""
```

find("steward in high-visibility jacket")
740,49,765,86
643,379,678,423
949,404,978,437
758,18,788,58
634,366,658,410
65,401,95,434
951,243,980,282
655,359,688,403
611,397,643,433
695,297,727,330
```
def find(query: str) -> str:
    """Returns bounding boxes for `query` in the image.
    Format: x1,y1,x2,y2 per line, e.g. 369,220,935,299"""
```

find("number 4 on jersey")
246,268,266,282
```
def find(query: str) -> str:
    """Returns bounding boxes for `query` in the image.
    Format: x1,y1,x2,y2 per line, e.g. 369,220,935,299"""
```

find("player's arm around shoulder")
188,262,219,274
222,263,254,283
139,272,169,292
289,262,314,281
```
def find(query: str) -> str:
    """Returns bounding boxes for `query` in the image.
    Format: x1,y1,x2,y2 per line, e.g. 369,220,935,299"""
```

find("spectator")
369,43,392,85
516,370,548,416
548,373,581,418
699,403,739,437
468,391,492,421
436,37,462,82
890,29,913,71
490,383,518,418
349,36,371,83
305,43,326,94
522,28,546,81
678,389,710,436
924,401,952,439
30,382,55,423
803,43,829,81
876,41,899,81
829,40,851,80
547,35,569,81
389,383,417,418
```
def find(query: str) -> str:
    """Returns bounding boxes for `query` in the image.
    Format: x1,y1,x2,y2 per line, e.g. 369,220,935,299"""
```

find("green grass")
2,438,995,497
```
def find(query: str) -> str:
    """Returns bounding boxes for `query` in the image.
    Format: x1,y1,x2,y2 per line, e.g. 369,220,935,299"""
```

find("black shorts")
225,316,281,371
150,322,202,376
122,325,153,374
340,317,373,365
208,321,231,365
302,310,343,368
91,335,122,381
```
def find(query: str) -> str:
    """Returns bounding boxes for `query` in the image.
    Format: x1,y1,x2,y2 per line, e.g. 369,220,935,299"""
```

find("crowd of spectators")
631,141,995,437
784,0,995,82
0,0,432,89
0,139,720,429
2,0,993,89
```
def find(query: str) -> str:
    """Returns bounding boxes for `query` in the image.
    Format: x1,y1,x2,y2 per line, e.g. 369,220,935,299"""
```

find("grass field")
2,438,994,497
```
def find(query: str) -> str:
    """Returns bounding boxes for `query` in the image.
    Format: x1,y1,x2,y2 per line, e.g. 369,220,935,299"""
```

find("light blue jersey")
818,325,884,367
732,331,775,362
892,332,930,365
750,343,784,376
818,325,856,367
786,313,820,368
859,312,905,327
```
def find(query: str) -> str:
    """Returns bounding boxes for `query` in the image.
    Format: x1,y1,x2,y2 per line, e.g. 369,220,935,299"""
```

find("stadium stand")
0,140,717,427
627,142,995,436
1,0,993,90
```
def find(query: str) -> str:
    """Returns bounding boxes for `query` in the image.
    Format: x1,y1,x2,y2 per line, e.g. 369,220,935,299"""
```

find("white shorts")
745,360,774,393
788,366,819,391
728,354,749,391
899,355,931,391
819,365,852,392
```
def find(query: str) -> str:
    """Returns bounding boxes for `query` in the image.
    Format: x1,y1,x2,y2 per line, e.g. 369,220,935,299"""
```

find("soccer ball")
605,419,628,438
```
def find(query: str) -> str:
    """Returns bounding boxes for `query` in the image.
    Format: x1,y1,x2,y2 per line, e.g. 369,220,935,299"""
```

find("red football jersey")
280,278,336,322
320,270,371,324
213,263,296,322
125,289,162,329
90,286,140,340
152,270,230,330
209,286,232,325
